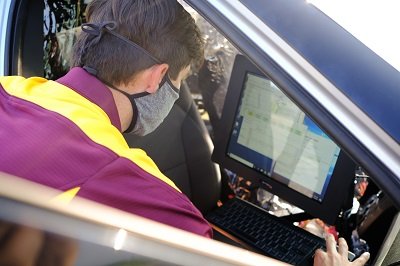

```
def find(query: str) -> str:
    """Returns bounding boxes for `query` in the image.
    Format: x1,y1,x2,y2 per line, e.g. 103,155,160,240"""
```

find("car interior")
2,0,399,265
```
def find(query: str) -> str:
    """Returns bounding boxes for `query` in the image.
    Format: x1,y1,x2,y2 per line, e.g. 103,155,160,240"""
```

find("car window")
178,1,239,139
44,0,88,80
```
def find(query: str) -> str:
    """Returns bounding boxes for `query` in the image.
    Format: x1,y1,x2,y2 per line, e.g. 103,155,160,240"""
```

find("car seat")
124,83,221,214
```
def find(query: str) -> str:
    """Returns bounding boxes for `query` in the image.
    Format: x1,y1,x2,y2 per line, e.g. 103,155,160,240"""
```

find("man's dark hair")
71,0,204,86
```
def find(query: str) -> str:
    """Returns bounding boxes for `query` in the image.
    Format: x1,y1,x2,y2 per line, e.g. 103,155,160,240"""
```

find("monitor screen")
213,54,355,224
226,72,339,203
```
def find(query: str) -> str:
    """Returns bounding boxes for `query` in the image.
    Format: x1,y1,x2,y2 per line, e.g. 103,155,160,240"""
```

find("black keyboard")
206,197,325,265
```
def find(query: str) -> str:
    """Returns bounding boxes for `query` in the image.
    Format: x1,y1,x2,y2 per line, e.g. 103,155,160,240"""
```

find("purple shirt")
0,68,212,238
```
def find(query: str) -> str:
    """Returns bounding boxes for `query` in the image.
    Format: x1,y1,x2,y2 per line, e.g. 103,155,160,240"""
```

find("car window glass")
178,1,239,139
44,0,88,80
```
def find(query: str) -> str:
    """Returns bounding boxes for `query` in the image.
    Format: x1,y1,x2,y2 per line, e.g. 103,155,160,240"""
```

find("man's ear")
146,63,169,93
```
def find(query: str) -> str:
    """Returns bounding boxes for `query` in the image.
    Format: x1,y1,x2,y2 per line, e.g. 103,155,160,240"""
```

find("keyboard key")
206,197,326,265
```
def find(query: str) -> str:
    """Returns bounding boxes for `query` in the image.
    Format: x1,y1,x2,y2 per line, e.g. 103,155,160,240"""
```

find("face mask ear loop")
82,66,98,76
159,75,180,95
132,92,150,98
83,65,149,99
124,99,138,133
166,75,180,94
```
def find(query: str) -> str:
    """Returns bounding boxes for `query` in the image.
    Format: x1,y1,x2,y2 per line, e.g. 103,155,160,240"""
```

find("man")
0,0,210,237
0,0,369,265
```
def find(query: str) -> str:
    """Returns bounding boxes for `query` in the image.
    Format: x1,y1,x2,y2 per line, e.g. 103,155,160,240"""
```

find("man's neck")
109,89,133,132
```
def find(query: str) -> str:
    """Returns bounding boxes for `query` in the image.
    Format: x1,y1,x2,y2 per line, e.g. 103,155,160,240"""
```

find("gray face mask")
125,77,179,136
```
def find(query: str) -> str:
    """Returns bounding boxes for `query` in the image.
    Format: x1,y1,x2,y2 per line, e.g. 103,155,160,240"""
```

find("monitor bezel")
212,54,355,224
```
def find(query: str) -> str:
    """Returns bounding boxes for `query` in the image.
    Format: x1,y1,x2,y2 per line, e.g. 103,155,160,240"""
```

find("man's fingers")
337,237,349,257
353,252,370,266
313,248,326,265
325,233,336,254
314,248,325,257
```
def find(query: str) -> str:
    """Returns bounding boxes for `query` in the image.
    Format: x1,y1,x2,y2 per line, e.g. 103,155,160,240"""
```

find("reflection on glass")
0,219,176,266
43,0,88,80
113,228,128,251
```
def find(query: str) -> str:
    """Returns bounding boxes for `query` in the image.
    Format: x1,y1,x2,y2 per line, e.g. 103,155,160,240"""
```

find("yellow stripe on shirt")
0,76,180,191
52,187,81,204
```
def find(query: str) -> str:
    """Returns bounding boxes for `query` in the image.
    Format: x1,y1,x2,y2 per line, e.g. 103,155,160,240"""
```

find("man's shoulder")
77,165,212,237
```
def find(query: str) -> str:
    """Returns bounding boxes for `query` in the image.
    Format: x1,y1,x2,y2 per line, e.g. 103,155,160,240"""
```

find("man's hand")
314,234,370,266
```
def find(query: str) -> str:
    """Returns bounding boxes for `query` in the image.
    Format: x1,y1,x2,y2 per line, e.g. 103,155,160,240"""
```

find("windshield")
307,0,400,72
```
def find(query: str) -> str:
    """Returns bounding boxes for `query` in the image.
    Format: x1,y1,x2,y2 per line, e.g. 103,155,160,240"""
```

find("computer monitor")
213,54,355,224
